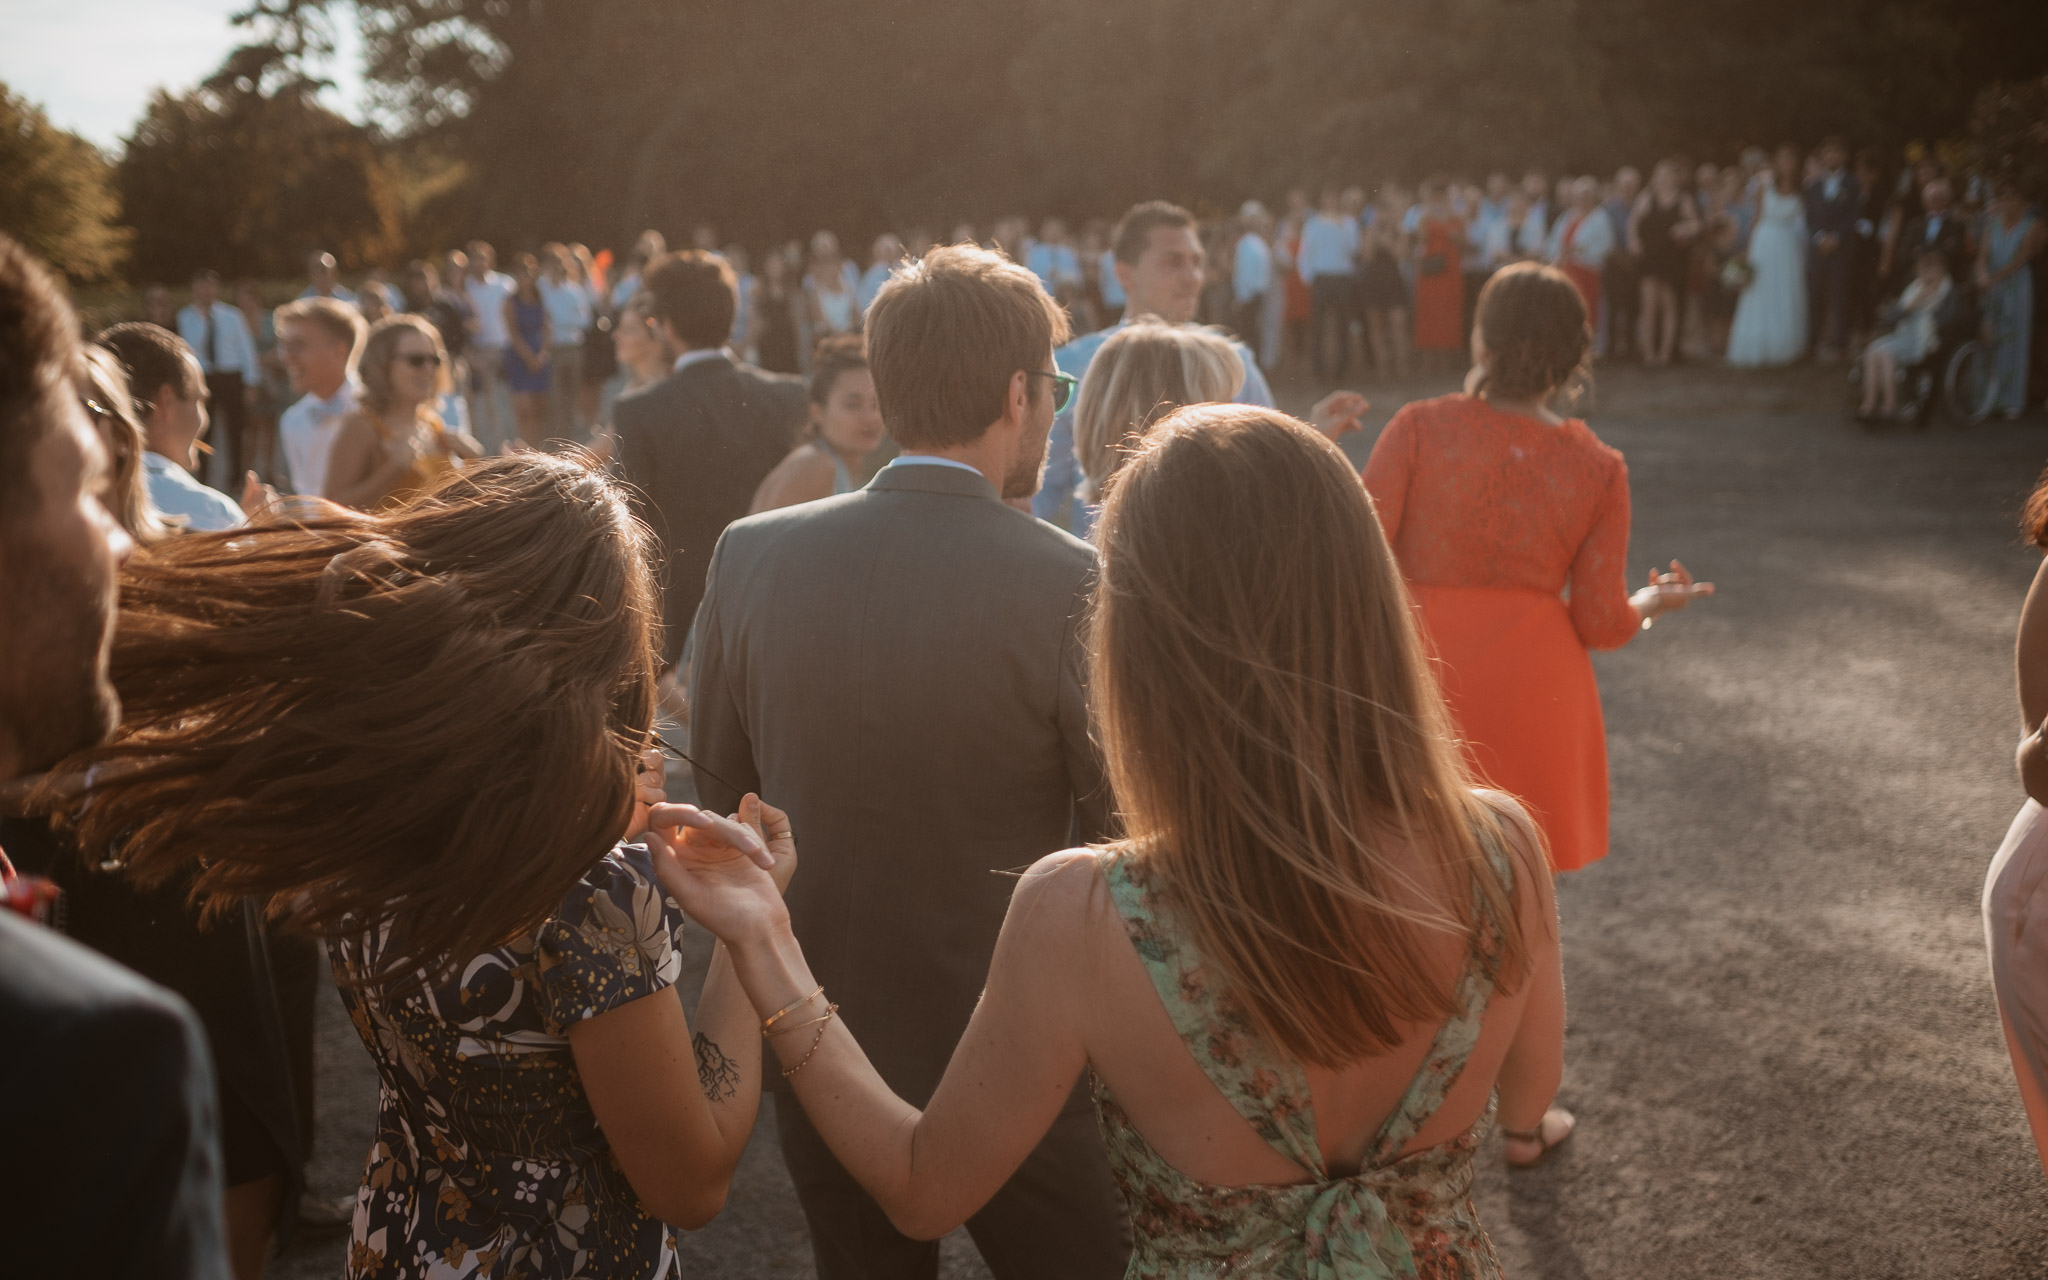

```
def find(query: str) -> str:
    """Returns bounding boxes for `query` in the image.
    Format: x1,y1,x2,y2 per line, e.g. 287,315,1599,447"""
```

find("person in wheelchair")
1857,248,1957,422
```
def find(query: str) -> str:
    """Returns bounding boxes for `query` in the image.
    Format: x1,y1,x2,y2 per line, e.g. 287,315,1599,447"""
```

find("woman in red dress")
1411,178,1467,370
1363,263,1712,871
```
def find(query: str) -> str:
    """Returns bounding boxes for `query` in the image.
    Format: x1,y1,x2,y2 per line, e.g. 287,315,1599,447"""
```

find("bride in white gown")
1727,146,1809,367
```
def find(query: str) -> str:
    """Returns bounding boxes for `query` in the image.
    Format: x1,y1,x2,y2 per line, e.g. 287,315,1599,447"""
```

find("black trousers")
776,1089,1129,1280
204,370,248,489
1309,274,1353,378
1809,245,1854,353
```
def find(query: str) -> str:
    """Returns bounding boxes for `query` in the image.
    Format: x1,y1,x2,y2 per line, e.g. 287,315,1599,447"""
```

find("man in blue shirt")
1033,201,1276,533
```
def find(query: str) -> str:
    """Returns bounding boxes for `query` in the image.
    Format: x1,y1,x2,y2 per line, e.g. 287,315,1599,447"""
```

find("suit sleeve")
1059,575,1116,843
687,531,761,817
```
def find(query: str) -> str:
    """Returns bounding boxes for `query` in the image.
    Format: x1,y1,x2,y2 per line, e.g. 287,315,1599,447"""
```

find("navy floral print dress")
331,844,687,1279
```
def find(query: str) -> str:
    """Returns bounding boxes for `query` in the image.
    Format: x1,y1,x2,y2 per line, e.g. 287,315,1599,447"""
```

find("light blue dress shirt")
144,452,245,531
1234,234,1273,302
1296,214,1359,281
175,302,261,382
1032,321,1275,533
1098,250,1125,310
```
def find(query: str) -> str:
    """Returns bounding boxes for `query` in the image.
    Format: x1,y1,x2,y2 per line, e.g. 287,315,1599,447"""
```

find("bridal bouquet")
1720,255,1756,292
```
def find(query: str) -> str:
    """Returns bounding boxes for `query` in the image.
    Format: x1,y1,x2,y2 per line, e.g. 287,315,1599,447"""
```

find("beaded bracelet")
781,1006,838,1078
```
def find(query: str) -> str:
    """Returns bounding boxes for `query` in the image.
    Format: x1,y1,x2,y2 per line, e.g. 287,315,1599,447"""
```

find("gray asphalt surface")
277,363,2048,1278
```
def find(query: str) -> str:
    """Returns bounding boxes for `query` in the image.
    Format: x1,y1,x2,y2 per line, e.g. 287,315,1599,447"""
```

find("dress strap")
1364,821,1515,1165
1096,851,1326,1175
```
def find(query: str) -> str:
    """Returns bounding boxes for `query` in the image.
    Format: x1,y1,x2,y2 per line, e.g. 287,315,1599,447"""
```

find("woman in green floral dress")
659,405,1573,1277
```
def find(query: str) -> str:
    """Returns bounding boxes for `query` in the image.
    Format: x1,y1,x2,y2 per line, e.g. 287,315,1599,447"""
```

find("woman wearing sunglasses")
325,314,483,510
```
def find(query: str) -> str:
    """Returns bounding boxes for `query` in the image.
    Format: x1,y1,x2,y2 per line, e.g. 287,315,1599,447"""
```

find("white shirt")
883,455,984,478
672,347,727,374
144,452,244,531
1297,214,1359,281
1547,206,1617,270
175,302,260,382
538,278,591,347
278,377,359,498
465,272,516,348
1233,233,1273,302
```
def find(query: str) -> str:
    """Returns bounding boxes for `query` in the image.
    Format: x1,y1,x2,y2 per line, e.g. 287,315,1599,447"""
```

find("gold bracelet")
762,985,825,1034
781,1006,837,1078
766,1003,839,1037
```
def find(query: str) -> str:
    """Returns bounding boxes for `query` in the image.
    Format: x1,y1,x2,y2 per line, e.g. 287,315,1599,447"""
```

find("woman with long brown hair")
324,314,481,511
653,406,1568,1275
1364,262,1712,874
50,454,781,1278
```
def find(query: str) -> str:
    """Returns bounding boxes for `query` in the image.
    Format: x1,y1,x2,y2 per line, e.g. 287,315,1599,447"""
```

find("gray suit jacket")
690,461,1111,1105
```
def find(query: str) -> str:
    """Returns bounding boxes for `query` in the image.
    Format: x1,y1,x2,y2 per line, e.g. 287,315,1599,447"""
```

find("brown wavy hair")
1473,262,1591,404
53,452,659,980
2024,468,2048,550
1090,405,1534,1065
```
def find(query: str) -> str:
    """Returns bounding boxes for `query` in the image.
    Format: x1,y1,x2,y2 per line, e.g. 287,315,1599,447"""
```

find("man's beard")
0,538,119,776
1002,418,1053,501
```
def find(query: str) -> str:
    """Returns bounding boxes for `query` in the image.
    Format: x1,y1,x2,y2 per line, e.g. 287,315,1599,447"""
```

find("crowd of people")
0,147,2040,1280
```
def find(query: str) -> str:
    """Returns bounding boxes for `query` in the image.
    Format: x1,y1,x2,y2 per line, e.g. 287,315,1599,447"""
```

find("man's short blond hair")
274,296,367,368
1074,318,1243,498
864,243,1071,450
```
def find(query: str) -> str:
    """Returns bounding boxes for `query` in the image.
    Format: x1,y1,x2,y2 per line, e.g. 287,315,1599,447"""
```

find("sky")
0,0,363,150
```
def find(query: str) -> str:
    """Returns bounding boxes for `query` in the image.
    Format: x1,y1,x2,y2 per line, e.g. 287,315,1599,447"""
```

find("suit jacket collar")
667,350,733,383
866,462,1000,501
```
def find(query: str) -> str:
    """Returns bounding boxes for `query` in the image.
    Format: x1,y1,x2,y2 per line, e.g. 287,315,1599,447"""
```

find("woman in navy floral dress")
63,454,790,1278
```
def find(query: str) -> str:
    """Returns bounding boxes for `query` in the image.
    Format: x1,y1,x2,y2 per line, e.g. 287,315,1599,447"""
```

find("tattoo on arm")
693,1032,740,1102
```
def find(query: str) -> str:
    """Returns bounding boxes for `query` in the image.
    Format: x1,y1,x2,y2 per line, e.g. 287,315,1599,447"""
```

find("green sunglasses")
1027,369,1078,412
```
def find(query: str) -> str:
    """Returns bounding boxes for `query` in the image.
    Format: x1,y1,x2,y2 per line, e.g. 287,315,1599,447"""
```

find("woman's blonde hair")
77,345,173,544
1073,317,1242,500
1090,405,1533,1066
358,313,452,416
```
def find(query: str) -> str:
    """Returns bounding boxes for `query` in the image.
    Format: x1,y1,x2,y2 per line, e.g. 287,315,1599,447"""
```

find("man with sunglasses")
689,243,1128,1280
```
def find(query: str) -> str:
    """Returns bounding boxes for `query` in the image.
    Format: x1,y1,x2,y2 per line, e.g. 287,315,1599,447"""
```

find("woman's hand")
382,429,422,471
239,471,279,518
644,798,790,944
1308,391,1370,441
1631,559,1715,622
622,744,666,840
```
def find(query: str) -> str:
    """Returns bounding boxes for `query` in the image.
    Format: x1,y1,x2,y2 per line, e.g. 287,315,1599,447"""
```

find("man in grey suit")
689,244,1128,1279
613,250,807,669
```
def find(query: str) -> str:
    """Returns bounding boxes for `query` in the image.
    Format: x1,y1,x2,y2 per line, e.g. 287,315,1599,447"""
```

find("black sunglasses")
398,352,445,369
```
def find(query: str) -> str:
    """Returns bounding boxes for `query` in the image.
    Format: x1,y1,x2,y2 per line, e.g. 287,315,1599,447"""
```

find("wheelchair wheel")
1944,341,1996,425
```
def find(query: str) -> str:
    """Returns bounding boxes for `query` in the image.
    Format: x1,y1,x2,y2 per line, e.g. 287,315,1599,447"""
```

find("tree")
0,85,130,282
1970,74,2048,201
202,0,2048,255
117,81,403,282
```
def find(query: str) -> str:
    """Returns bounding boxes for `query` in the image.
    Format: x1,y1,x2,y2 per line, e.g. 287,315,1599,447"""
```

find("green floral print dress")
1091,848,1510,1279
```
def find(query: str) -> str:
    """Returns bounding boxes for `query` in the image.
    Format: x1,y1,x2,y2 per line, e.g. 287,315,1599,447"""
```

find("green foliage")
1970,74,2048,201
169,0,2048,259
116,82,403,282
0,84,130,282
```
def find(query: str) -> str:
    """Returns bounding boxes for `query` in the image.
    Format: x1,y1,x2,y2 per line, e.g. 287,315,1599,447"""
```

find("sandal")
1502,1107,1575,1168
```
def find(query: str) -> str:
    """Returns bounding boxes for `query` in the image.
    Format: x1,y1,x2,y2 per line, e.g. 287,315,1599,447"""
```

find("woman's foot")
1503,1107,1575,1168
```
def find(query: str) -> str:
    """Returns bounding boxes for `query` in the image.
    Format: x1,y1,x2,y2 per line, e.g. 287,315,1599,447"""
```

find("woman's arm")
1627,194,1649,256
2013,560,2048,805
568,796,787,1228
569,943,763,1228
322,415,414,511
748,447,834,515
648,813,1095,1241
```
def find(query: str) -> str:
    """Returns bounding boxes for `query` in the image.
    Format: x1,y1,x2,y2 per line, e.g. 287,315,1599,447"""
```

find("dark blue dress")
505,296,552,394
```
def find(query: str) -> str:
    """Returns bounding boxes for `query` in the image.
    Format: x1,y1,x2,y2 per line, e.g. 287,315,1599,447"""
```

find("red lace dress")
1363,394,1637,870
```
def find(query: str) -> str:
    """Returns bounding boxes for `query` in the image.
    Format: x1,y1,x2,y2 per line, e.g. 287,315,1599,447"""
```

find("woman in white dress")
1726,145,1809,367
1988,476,2048,1177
